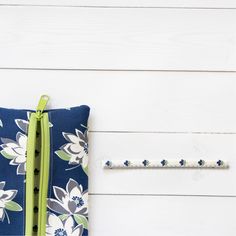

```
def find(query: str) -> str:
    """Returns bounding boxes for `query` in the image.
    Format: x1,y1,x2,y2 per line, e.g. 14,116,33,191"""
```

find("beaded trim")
103,159,229,169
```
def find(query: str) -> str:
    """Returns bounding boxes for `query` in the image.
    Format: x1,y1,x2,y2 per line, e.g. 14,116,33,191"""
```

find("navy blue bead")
124,160,130,166
217,160,223,166
105,161,111,167
142,160,149,166
161,159,167,166
179,159,185,166
198,159,204,166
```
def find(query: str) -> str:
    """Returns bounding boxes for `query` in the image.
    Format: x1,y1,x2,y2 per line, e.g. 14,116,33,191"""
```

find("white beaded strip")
103,159,229,169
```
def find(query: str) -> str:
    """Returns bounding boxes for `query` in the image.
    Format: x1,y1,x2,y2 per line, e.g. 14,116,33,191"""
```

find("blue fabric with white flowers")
0,105,90,236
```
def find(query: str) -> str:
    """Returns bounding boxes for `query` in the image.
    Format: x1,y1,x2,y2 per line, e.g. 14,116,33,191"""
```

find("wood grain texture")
0,7,236,71
0,4,235,234
0,70,236,132
1,0,236,8
0,70,235,196
89,195,236,236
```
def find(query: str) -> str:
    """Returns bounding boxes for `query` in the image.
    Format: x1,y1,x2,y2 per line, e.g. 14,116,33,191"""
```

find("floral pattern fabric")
0,105,90,236
0,181,22,224
1,132,27,175
0,116,29,175
0,108,27,235
47,178,88,234
55,128,88,174
46,213,84,236
48,106,90,236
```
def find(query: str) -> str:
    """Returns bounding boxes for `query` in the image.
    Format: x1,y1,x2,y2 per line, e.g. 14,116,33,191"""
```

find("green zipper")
25,95,50,236
25,113,37,236
38,112,50,236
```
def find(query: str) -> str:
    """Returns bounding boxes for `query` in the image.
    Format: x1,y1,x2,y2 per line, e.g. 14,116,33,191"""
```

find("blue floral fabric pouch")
0,96,90,236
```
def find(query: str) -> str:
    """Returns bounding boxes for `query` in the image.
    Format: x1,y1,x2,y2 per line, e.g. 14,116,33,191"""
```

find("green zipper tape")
38,113,50,236
25,113,37,236
25,95,50,236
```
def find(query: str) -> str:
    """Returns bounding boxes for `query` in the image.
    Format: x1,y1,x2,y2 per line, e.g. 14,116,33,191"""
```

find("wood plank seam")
89,131,236,134
1,68,236,73
89,193,236,198
1,4,236,10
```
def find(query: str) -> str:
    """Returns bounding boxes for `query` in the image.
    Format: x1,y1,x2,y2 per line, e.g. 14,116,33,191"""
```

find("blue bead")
105,161,111,167
198,160,204,166
179,159,185,166
124,160,130,166
161,159,167,166
142,160,149,166
217,160,223,166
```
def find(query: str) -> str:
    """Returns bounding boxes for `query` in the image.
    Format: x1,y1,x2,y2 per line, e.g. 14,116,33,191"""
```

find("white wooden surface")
0,1,235,235
89,195,236,236
1,0,236,8
0,7,236,71
0,70,236,133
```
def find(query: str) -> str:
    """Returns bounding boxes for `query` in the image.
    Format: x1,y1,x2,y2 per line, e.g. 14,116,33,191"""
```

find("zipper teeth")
38,113,50,236
25,112,50,236
25,95,50,236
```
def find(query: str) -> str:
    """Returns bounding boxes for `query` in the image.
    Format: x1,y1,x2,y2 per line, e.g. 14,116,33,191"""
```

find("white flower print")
0,114,29,175
15,112,53,134
47,178,88,217
15,112,31,134
0,132,27,175
46,212,83,236
0,181,22,224
55,127,88,174
62,129,88,167
0,113,52,175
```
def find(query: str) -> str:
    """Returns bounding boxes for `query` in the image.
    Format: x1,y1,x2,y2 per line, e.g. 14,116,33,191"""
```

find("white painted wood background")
0,1,236,235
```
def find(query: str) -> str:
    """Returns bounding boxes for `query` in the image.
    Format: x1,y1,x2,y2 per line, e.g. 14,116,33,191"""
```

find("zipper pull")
36,95,49,119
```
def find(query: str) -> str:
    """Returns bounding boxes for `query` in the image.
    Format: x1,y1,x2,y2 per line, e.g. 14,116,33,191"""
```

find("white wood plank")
0,70,236,133
89,195,236,236
0,7,236,71
89,132,236,196
1,0,236,8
